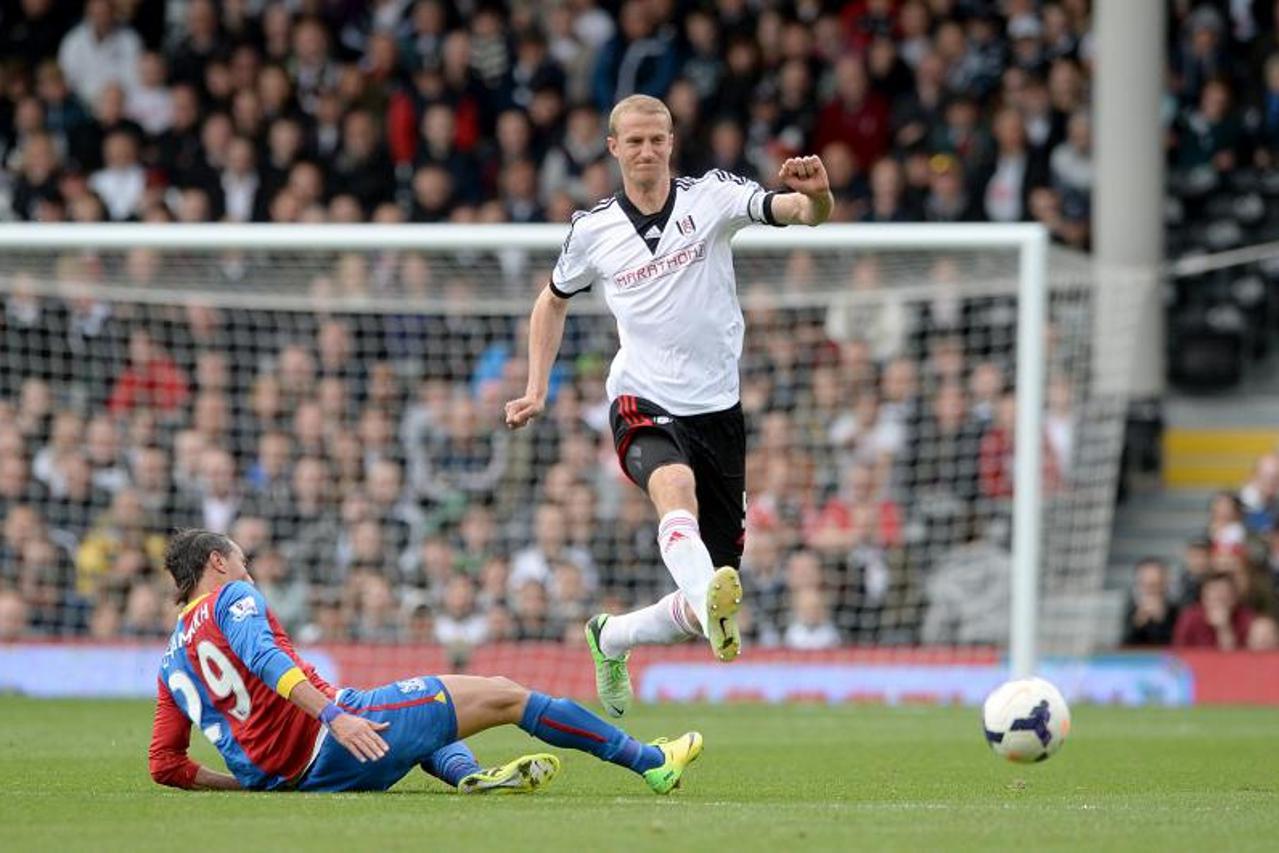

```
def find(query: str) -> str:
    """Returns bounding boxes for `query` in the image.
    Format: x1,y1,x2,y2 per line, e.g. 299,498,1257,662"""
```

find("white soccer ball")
981,677,1071,763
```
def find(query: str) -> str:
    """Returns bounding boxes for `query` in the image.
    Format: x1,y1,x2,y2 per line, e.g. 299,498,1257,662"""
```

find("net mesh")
0,232,1129,692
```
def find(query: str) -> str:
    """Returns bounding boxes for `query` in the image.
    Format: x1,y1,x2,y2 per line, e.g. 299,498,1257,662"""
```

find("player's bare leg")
590,458,741,713
439,675,702,794
645,463,742,661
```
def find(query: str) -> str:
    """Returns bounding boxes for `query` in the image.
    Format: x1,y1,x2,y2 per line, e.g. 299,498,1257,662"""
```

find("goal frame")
0,221,1050,676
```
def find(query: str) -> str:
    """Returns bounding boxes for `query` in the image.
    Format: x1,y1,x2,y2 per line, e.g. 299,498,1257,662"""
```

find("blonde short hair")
607,95,673,136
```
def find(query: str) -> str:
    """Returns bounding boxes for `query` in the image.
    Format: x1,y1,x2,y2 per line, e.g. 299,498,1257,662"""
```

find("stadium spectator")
244,430,293,509
1173,572,1256,650
125,52,174,138
920,512,1011,645
1265,525,1279,589
1174,6,1229,107
120,581,167,638
131,445,199,531
35,62,90,158
108,328,190,416
57,0,143,107
87,127,146,221
1174,78,1240,173
345,515,396,583
1123,558,1179,646
195,447,242,534
271,456,333,547
782,586,841,650
1176,539,1207,601
1,504,43,583
922,154,977,222
899,381,983,519
219,136,263,223
806,461,903,557
549,559,592,633
978,393,1061,501
0,589,29,641
74,487,165,597
591,0,679,112
410,394,509,508
1238,454,1279,534
1206,491,1248,550
1254,53,1279,167
17,533,77,634
815,56,889,169
511,578,562,641
10,132,63,220
510,503,596,592
1248,615,1279,650
44,453,104,546
978,107,1049,223
435,574,488,649
31,410,83,493
1049,109,1091,222
415,103,480,202
1,0,71,74
1044,375,1075,479
251,547,308,635
1211,545,1275,618
331,110,395,216
366,457,423,562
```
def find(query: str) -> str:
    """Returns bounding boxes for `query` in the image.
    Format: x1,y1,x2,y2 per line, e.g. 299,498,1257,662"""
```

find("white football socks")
656,509,715,637
599,591,700,659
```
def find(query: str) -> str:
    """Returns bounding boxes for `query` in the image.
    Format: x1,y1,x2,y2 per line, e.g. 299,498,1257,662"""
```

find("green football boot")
585,614,633,718
458,753,561,794
642,732,704,795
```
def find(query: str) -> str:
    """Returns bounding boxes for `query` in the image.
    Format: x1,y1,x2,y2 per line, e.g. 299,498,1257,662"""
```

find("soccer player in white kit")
505,95,832,717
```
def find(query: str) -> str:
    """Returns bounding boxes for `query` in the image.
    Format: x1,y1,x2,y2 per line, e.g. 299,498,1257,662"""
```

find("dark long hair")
164,529,235,603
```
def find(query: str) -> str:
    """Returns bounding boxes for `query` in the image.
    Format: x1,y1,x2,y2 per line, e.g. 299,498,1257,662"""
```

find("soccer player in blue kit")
148,530,701,794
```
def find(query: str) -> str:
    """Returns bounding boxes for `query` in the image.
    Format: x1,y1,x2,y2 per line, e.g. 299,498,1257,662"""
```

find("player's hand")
330,714,390,763
778,156,830,197
504,393,545,430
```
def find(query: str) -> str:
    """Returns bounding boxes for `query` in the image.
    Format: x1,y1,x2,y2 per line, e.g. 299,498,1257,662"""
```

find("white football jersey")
550,170,785,416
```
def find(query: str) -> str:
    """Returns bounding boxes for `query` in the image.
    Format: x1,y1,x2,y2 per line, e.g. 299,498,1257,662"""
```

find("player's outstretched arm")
770,156,834,226
505,285,570,430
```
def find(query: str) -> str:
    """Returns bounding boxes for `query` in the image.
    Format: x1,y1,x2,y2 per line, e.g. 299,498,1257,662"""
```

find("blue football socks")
421,740,482,787
518,692,663,774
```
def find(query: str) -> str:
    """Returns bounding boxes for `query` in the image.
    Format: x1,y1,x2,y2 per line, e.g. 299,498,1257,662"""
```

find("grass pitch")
2,698,1277,851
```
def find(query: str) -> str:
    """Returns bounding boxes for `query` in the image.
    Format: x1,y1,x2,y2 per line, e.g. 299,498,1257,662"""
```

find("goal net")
0,224,1134,703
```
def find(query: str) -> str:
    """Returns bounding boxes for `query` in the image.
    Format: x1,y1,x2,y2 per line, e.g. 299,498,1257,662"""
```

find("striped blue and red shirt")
148,580,335,790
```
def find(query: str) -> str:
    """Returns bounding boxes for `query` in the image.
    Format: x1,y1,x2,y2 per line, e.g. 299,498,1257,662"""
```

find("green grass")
2,698,1278,851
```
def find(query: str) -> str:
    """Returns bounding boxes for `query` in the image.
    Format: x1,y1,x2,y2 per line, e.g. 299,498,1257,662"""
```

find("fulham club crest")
676,214,696,236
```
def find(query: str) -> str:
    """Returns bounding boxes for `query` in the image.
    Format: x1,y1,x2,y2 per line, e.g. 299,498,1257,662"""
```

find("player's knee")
488,675,521,692
648,464,697,513
485,676,529,717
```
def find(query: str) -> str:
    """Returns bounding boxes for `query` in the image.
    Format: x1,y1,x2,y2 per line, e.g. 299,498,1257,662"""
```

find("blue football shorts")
297,675,458,792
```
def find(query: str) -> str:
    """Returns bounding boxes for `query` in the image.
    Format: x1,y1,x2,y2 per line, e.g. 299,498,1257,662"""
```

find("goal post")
0,221,1119,696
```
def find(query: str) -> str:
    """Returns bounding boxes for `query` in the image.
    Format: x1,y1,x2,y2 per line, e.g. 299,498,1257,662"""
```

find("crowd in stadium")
0,265,1049,648
0,0,1109,239
6,0,1278,237
1,0,1278,649
1123,454,1279,651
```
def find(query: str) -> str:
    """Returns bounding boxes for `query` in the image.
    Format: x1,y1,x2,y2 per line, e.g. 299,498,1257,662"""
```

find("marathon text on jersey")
613,240,707,290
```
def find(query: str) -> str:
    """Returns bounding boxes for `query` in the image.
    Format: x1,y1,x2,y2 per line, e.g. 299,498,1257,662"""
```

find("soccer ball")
981,677,1071,763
